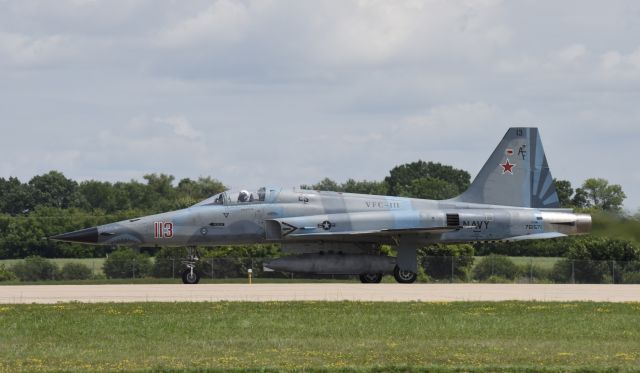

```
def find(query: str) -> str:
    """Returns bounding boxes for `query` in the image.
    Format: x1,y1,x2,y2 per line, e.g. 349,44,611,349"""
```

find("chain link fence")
1,256,640,283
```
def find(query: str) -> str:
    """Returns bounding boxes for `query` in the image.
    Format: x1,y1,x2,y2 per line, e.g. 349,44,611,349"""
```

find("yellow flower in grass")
557,352,574,357
615,352,635,361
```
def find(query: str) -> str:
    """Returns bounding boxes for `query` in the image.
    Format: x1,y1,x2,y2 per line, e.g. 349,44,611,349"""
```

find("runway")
1,283,640,303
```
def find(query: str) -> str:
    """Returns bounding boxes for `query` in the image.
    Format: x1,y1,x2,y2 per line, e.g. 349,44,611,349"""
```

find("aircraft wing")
265,211,460,242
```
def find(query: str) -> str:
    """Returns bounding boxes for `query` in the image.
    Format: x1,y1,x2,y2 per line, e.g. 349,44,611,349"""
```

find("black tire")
393,266,417,284
182,268,200,284
359,273,383,283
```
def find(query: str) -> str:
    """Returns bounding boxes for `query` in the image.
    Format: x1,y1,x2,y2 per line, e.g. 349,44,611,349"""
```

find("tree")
419,244,474,280
554,179,574,208
303,178,341,192
302,178,387,195
385,161,470,198
176,177,226,207
60,262,93,280
144,173,175,196
572,188,589,209
0,177,33,215
574,178,626,212
11,256,59,281
404,177,453,200
114,180,150,211
340,179,388,195
473,255,519,281
550,237,640,284
103,248,152,278
28,171,79,209
77,180,119,212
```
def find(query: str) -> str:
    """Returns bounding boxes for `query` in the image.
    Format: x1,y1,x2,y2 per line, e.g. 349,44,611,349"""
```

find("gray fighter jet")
51,128,591,284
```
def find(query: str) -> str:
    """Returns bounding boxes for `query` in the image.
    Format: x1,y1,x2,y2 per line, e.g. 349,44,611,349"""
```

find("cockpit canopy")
194,187,269,206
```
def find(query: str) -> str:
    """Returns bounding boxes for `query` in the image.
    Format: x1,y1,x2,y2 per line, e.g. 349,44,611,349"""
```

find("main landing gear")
358,268,417,283
359,273,383,283
393,265,417,284
181,247,201,284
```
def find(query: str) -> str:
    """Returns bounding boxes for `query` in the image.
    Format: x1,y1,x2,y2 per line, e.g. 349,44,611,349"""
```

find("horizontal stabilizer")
503,232,567,241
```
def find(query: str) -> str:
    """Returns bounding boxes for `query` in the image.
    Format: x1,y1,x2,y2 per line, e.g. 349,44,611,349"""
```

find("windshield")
194,187,267,206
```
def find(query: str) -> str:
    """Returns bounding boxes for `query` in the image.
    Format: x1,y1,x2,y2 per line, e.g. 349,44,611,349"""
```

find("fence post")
132,259,136,280
571,260,575,284
171,259,175,279
612,260,615,284
210,258,214,279
530,258,533,283
451,256,454,283
491,256,494,277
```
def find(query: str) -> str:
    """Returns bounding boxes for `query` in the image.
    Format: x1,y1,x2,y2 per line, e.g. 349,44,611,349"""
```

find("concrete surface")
1,284,640,303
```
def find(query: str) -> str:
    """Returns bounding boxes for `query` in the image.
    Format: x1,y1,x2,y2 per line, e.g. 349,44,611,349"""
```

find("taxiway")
1,283,639,303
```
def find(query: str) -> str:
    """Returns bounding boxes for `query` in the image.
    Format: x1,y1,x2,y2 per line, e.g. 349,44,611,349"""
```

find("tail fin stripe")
543,194,559,206
532,134,544,196
539,176,553,200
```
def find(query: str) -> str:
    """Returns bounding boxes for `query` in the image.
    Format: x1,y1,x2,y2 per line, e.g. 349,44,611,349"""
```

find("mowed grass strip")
0,302,638,372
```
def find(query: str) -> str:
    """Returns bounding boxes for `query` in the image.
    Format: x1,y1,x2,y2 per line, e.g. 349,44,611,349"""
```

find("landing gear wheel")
359,273,383,283
182,268,200,284
393,266,417,284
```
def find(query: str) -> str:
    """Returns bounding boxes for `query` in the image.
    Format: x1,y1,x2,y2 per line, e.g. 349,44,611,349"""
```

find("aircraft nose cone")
49,227,99,244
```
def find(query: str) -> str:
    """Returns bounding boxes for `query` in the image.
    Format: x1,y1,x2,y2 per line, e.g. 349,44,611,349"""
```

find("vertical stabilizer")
454,127,559,208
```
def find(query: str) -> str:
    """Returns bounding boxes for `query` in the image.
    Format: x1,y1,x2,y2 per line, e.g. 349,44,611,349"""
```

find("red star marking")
500,159,515,174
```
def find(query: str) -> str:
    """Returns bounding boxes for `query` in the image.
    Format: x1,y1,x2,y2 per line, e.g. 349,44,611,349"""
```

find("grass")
0,301,638,372
0,257,107,276
0,257,106,267
504,256,560,270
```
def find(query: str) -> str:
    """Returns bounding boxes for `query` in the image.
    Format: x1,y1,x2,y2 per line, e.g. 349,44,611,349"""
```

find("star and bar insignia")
318,220,335,231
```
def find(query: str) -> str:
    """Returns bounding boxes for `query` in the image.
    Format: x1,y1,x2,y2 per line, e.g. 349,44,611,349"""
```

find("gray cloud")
0,0,638,211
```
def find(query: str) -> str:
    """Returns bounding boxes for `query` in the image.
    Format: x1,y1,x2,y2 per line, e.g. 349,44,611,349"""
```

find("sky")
0,0,639,211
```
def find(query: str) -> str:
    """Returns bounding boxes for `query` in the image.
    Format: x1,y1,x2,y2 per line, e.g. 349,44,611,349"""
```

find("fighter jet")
51,128,591,284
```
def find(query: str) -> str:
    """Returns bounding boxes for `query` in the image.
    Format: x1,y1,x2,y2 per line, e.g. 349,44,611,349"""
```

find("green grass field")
507,256,560,270
0,301,638,372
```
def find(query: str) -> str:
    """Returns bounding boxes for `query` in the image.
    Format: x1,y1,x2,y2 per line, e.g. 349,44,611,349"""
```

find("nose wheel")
182,267,200,284
181,247,201,284
393,266,417,284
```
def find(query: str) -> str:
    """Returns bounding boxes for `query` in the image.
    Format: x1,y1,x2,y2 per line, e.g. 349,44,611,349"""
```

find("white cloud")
601,51,622,72
156,0,250,48
403,102,501,132
600,48,640,78
0,32,73,67
154,116,202,140
556,44,587,64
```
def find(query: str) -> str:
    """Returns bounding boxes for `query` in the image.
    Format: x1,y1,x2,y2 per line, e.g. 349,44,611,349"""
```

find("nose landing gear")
181,247,201,284
182,267,200,284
